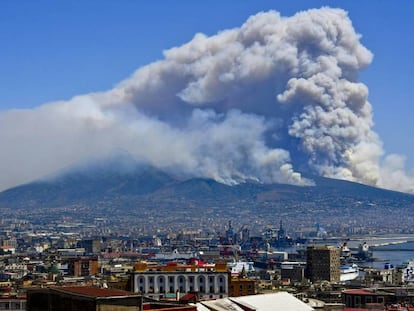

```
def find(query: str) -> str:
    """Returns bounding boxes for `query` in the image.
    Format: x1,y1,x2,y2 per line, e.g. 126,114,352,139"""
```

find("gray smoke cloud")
1,7,414,193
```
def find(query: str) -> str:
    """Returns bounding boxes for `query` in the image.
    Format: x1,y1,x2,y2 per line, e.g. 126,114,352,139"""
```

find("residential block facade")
130,261,229,300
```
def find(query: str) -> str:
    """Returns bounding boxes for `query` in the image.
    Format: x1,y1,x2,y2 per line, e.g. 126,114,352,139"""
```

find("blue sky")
1,0,413,169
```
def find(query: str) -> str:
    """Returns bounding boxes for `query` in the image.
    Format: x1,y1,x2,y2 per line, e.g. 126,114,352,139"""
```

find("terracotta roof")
180,292,197,301
53,286,134,298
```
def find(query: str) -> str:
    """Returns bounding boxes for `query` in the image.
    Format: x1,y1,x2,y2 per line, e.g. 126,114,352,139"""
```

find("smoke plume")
1,8,414,193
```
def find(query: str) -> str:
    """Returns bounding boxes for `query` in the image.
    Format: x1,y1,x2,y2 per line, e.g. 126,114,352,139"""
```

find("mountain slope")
0,166,176,208
0,166,413,210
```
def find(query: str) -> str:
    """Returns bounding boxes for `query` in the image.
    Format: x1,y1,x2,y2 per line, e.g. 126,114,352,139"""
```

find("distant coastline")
347,235,414,268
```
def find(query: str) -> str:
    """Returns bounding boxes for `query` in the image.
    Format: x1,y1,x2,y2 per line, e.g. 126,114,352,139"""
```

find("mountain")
0,165,176,208
2,165,414,232
0,165,413,210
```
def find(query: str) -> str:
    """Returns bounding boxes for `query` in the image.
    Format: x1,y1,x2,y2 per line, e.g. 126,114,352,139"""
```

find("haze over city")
1,1,413,194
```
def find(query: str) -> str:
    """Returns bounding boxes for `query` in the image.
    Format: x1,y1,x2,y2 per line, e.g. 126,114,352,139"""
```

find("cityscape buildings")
306,245,341,283
1,206,414,310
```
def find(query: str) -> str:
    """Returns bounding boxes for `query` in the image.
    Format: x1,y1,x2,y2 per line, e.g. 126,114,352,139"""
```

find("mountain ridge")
0,165,413,210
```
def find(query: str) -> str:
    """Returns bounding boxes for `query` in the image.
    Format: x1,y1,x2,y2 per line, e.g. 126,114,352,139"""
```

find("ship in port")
401,261,414,282
340,263,359,282
355,242,374,261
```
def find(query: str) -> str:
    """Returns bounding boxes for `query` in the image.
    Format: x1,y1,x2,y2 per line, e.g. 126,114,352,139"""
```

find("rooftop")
51,286,135,298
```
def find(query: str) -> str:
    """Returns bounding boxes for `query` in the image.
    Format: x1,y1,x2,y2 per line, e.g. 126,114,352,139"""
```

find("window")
355,296,361,307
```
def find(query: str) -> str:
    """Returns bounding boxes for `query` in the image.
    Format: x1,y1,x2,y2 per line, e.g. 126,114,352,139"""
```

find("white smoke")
1,7,413,193
379,155,414,194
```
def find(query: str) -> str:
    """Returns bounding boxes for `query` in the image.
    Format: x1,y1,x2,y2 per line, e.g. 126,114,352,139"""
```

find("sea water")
371,241,414,269
348,236,414,269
